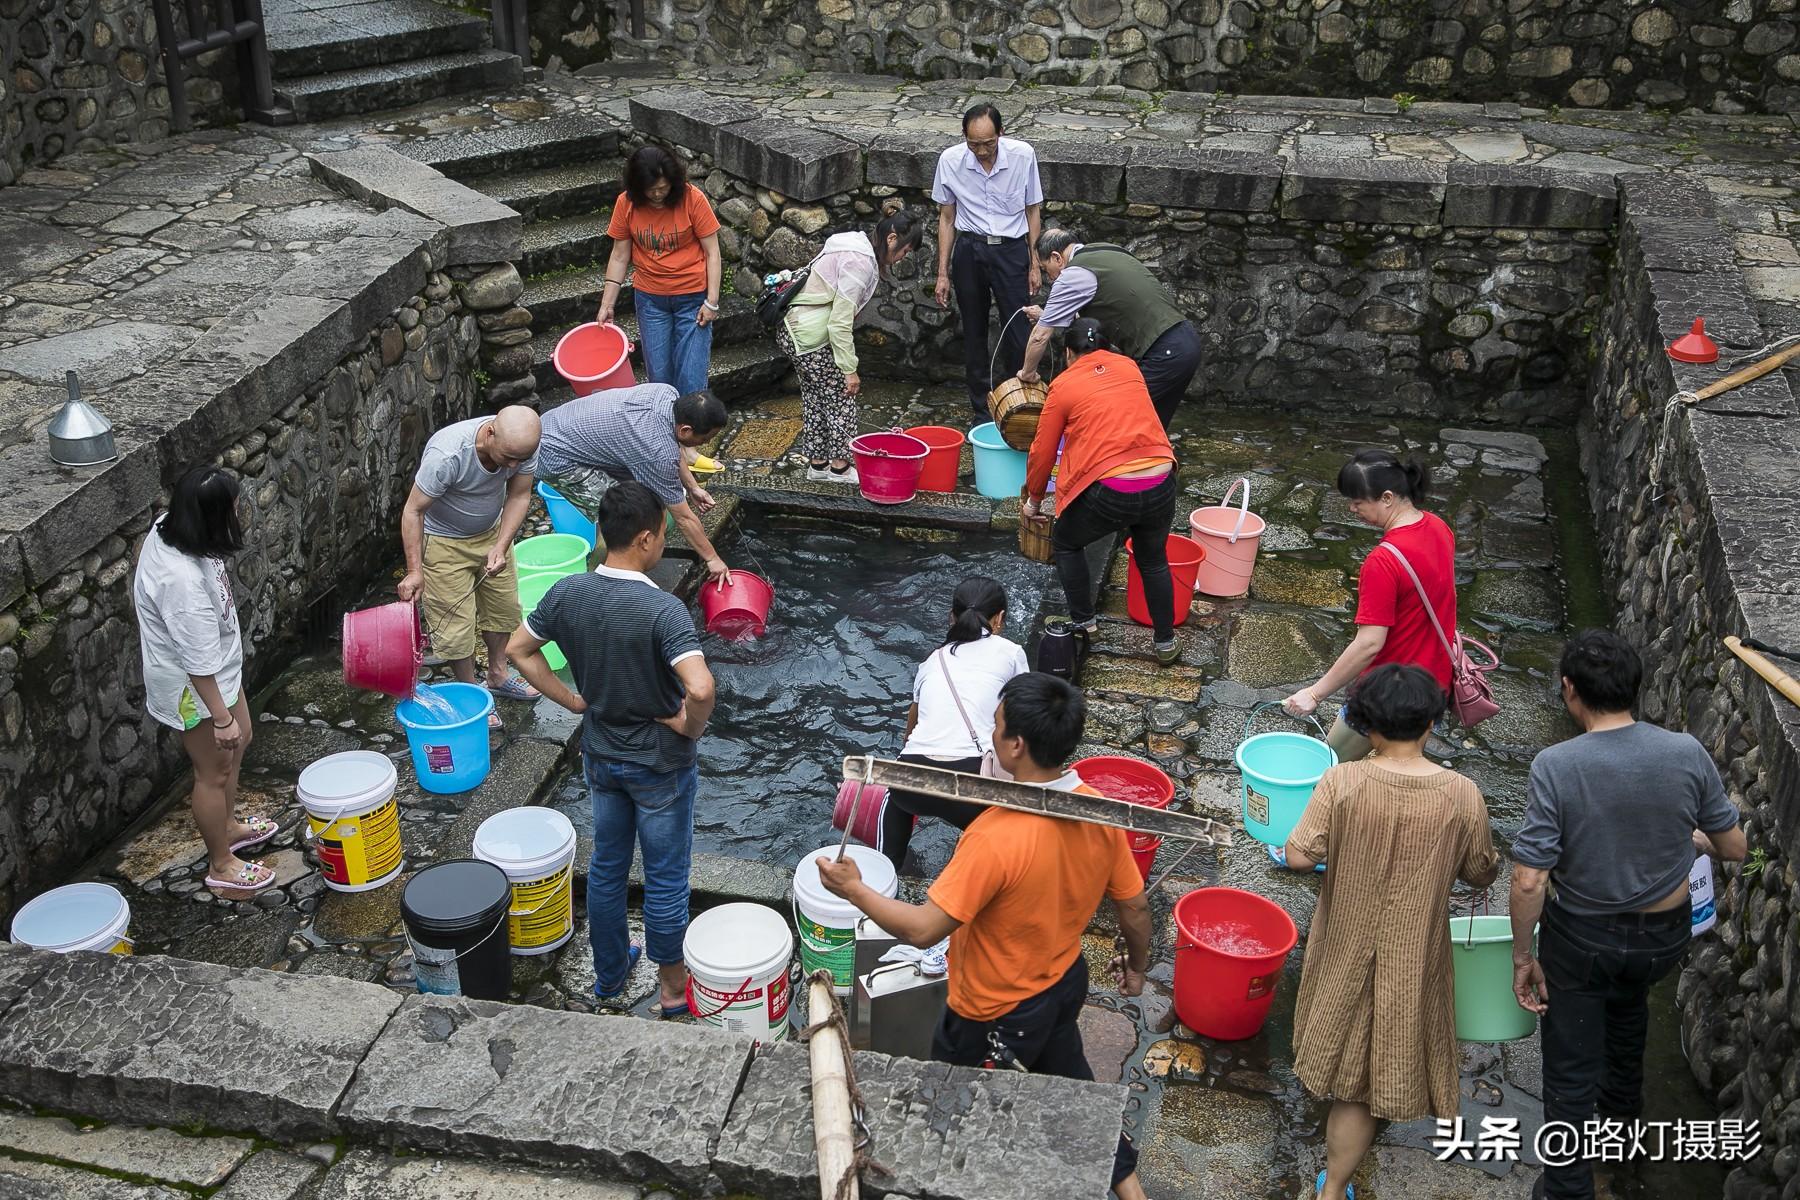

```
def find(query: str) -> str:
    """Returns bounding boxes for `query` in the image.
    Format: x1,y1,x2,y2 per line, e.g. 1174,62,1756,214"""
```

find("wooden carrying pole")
807,975,858,1200
1725,636,1800,709
841,756,1230,847
1681,343,1800,404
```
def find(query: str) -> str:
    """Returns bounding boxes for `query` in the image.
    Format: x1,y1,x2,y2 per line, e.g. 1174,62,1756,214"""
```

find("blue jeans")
635,290,712,397
585,754,697,990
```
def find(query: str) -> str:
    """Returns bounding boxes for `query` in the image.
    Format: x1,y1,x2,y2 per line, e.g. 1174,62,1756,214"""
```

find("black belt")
957,232,1025,245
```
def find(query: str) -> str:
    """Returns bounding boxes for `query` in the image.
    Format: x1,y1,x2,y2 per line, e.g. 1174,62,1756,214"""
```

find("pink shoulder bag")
1378,541,1501,728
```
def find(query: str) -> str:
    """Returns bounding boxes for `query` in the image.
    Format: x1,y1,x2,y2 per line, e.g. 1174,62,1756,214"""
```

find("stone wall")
0,0,237,186
594,0,1800,115
1581,174,1800,1200
629,92,1615,423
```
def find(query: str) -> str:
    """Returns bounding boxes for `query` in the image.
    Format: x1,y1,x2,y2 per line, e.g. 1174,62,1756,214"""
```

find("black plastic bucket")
401,859,513,1000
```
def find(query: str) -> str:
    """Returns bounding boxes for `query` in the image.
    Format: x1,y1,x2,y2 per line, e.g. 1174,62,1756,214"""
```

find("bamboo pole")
808,975,858,1200
1681,343,1800,404
1725,636,1800,709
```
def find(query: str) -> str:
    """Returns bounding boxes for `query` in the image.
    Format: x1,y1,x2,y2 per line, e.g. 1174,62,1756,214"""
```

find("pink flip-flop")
204,861,277,894
229,816,279,853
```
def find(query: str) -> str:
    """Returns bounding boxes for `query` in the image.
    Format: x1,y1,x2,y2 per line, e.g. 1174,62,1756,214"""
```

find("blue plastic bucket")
1236,730,1337,846
536,482,596,547
395,681,495,794
970,422,1028,500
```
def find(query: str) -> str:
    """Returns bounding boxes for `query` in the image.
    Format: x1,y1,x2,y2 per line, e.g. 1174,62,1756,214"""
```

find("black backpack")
755,264,814,329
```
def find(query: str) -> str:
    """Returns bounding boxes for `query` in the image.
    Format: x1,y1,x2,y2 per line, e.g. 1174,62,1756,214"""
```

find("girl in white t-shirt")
881,576,1030,871
132,466,278,894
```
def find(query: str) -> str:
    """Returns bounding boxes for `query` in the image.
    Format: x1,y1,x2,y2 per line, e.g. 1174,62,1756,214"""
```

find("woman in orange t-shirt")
596,146,722,397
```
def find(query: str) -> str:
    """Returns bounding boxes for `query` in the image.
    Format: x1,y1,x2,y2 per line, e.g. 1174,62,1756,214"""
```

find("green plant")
1742,847,1770,881
1393,91,1417,112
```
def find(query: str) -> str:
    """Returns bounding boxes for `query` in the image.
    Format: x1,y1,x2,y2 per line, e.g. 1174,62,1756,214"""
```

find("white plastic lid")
11,883,128,951
792,844,897,925
473,807,576,876
683,901,794,979
297,750,398,814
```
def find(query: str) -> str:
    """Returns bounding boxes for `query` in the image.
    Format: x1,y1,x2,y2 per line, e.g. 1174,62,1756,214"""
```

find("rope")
988,305,1037,397
797,969,893,1200
1646,332,1800,500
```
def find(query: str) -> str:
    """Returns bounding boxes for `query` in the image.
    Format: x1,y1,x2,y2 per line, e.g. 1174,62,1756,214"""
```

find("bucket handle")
1244,699,1329,744
686,972,758,1022
1219,478,1254,544
408,907,510,967
1454,889,1490,950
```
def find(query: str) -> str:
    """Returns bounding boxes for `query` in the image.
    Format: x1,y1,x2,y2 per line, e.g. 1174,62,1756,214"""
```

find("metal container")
47,372,117,467
849,916,900,1049
855,961,948,1061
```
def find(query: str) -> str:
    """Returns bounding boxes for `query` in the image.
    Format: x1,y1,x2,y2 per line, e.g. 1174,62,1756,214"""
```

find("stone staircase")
399,111,791,409
263,0,522,122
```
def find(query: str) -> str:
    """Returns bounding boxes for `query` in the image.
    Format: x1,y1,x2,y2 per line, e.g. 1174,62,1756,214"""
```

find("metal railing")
149,0,289,133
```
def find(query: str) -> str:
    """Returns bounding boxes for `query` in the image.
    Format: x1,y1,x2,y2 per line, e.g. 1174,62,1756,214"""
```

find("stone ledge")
1125,146,1282,212
1035,138,1131,204
713,118,864,203
1443,164,1616,229
865,130,942,191
309,146,522,265
628,89,761,160
1278,157,1447,226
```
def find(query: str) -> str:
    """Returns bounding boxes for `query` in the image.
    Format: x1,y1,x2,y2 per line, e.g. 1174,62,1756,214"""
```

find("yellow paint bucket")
473,807,577,955
299,751,405,892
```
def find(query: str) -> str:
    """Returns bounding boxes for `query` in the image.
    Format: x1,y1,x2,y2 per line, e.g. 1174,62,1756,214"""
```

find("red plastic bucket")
904,425,965,493
553,322,637,397
1073,755,1175,883
1125,534,1207,628
850,430,929,505
342,601,424,699
1172,887,1299,1040
830,778,909,851
700,570,774,638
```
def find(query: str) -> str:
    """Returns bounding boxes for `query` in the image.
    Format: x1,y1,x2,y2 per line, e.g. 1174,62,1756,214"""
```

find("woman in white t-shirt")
880,576,1030,871
132,466,278,894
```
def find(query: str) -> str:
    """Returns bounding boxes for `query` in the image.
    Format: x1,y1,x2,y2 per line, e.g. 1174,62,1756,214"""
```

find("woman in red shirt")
1023,319,1182,666
1283,449,1457,762
595,146,722,397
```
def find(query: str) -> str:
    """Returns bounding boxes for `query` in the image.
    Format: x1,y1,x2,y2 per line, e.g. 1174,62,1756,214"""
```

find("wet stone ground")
68,381,1712,1198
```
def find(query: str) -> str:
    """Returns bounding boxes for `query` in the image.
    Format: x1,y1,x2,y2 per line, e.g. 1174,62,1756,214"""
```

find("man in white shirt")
932,103,1044,415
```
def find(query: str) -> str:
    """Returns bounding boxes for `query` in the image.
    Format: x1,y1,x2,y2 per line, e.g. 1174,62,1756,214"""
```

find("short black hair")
159,464,243,559
999,672,1086,768
1036,228,1080,260
1560,629,1641,714
673,388,728,438
1065,317,1110,356
597,479,665,549
1336,449,1430,505
1344,664,1446,742
623,144,688,209
962,102,1004,136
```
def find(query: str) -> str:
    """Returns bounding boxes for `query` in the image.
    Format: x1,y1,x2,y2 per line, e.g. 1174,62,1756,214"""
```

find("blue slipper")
1269,844,1327,874
1316,1169,1353,1199
594,944,642,1000
654,999,691,1019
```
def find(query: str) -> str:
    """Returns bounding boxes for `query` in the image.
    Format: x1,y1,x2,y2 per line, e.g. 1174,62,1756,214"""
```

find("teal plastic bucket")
969,422,1028,500
1448,915,1538,1041
536,482,596,547
395,681,494,794
1236,730,1336,846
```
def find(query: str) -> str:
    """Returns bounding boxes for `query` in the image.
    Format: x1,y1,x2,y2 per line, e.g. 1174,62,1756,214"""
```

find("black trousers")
1053,474,1179,642
1136,320,1203,428
952,235,1032,411
1538,900,1690,1200
933,953,1139,1189
880,750,985,873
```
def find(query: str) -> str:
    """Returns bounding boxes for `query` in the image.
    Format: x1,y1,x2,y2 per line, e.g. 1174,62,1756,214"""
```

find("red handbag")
1379,542,1501,728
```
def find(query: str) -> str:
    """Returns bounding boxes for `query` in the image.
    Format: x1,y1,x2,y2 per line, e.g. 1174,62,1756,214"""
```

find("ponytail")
1336,448,1431,505
944,575,1008,651
872,208,923,276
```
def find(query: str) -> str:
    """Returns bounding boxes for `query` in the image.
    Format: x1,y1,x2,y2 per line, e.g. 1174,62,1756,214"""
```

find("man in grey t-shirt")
1509,630,1745,1200
398,406,541,723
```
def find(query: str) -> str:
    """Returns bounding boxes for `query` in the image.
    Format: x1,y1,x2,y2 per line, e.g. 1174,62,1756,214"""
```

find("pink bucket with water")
553,322,637,397
850,430,929,505
1188,478,1266,598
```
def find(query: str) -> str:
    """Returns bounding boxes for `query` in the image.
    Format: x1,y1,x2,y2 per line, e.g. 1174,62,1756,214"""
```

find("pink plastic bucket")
850,430,929,505
1188,478,1266,598
342,602,424,699
830,778,908,851
553,322,637,397
700,570,774,638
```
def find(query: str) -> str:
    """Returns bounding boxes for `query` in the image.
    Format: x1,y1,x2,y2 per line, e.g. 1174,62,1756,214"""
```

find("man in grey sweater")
1509,629,1745,1200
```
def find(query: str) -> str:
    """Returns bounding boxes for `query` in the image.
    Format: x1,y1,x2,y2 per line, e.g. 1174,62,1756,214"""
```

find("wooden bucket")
1018,512,1055,563
988,377,1047,452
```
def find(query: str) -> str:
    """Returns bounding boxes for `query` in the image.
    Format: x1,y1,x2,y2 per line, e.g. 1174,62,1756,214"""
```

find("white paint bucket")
473,807,577,956
10,882,132,954
792,845,897,992
298,750,405,893
683,902,794,1040
1690,855,1716,937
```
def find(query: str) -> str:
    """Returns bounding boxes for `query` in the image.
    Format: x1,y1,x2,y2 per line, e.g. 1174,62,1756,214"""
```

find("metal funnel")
48,371,117,467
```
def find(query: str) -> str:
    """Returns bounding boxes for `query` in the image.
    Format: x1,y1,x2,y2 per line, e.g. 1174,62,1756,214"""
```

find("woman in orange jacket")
1023,318,1181,665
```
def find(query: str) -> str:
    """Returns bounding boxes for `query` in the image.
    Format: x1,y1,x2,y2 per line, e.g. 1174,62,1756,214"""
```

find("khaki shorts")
422,526,522,661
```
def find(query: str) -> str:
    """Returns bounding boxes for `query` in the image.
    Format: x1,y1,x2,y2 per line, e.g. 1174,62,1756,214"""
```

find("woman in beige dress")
1285,663,1499,1200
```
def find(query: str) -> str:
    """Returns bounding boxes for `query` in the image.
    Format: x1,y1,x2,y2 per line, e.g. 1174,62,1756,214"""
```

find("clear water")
695,522,1054,870
408,682,462,725
1191,919,1279,957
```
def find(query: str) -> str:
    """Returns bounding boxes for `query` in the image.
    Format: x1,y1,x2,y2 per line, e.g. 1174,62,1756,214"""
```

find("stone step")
478,162,621,222
528,322,789,404
268,0,488,78
518,211,614,278
402,114,621,183
274,50,523,122
520,268,613,331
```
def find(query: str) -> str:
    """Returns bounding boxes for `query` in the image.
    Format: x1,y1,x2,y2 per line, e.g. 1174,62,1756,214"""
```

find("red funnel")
1668,318,1719,364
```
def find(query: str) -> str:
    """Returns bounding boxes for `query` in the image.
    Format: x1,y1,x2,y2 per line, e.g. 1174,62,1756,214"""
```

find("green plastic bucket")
514,533,589,581
516,572,568,671
1448,915,1537,1041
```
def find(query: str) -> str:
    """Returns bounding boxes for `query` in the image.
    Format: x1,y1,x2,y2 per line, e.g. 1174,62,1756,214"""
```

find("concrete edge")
307,145,523,266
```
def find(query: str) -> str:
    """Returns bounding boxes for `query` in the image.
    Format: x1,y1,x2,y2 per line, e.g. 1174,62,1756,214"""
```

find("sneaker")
1154,640,1181,666
807,464,860,485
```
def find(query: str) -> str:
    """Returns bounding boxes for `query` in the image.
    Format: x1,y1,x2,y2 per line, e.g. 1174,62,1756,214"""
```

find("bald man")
399,406,543,726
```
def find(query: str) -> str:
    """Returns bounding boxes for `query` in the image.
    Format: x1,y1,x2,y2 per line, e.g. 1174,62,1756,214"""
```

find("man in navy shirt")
509,480,715,1017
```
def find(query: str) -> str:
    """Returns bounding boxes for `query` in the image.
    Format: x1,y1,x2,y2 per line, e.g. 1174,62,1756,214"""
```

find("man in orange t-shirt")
817,672,1153,1200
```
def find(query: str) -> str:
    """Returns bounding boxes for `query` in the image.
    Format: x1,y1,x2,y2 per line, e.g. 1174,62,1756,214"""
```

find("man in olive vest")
1018,229,1202,428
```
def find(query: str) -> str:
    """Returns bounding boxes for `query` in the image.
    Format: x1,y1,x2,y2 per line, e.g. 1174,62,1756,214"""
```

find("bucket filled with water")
684,901,795,1040
10,882,132,954
1236,704,1337,847
515,533,590,581
1125,534,1207,628
299,749,405,893
794,845,897,992
1449,914,1538,1041
1188,478,1266,599
700,570,774,639
474,807,578,956
537,482,596,547
1073,755,1174,882
850,430,929,505
517,572,569,670
969,423,1027,499
395,682,495,794
553,322,636,396
342,601,424,699
402,858,513,999
1173,887,1298,1039
905,425,965,493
